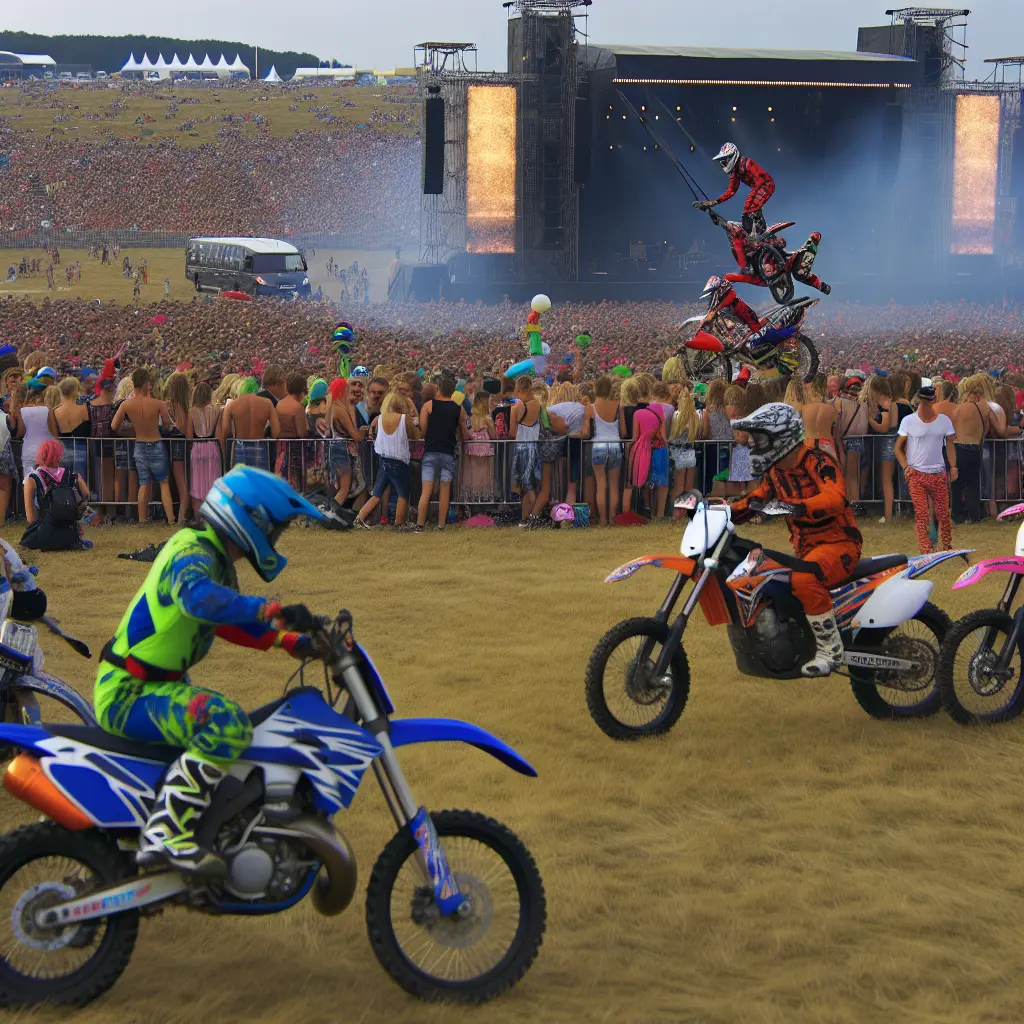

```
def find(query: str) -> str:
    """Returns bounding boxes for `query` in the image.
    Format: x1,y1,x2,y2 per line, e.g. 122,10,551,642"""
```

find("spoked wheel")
585,617,690,740
849,602,949,719
937,610,1024,725
680,348,732,388
0,823,139,1007
775,333,819,383
366,810,545,1003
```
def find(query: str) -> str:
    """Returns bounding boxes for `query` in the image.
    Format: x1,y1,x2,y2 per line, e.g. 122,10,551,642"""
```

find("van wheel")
193,275,200,292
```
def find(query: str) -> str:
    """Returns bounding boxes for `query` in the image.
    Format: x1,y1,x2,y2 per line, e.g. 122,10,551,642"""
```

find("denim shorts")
649,447,670,488
372,456,410,500
422,451,455,483
877,434,897,463
169,438,187,463
329,439,351,474
115,438,135,472
670,444,696,470
591,442,623,469
134,440,169,485
232,440,270,471
843,436,865,456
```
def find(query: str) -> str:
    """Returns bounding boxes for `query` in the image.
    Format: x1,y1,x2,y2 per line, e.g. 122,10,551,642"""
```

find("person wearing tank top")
15,385,57,478
357,393,421,529
584,377,624,524
415,378,467,531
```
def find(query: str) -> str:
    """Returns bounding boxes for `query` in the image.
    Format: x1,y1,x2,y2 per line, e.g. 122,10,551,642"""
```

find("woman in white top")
15,379,58,478
582,374,623,525
355,393,420,529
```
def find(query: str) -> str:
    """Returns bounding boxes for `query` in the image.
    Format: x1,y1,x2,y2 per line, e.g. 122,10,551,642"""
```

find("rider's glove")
693,200,714,211
263,602,318,633
274,631,315,659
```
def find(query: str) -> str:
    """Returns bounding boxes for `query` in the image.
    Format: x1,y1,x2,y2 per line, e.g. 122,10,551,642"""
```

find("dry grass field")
0,83,419,147
1,247,396,306
2,516,1024,1023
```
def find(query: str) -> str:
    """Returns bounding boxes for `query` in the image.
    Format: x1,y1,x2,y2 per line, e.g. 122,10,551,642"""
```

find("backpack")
537,407,566,463
36,471,79,525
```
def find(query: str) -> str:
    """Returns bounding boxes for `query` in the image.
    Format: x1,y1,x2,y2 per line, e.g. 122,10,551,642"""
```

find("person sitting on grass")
22,439,92,551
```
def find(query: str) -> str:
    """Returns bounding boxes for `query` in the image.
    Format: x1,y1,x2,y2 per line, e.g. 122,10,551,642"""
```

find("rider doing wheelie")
94,466,325,876
728,404,863,677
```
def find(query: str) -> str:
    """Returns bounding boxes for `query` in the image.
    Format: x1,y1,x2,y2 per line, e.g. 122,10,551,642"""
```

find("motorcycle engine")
752,608,803,674
217,815,314,903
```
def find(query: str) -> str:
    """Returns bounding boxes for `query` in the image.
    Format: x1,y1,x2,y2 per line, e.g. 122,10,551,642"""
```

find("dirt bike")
0,578,95,756
0,608,544,1008
937,502,1024,724
677,277,820,386
698,205,801,305
585,492,968,740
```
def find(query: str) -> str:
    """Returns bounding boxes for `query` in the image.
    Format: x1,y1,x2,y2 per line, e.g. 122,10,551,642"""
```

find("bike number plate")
409,806,463,915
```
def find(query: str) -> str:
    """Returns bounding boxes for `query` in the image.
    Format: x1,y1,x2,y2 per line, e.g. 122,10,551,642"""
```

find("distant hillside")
0,32,321,79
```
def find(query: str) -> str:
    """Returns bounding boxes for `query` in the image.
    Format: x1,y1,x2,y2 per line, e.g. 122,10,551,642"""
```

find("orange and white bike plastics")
585,492,969,740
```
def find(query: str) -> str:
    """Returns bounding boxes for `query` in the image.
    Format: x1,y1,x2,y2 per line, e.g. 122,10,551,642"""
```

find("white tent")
120,53,139,72
182,54,200,71
228,54,250,75
153,54,171,79
263,65,282,83
199,54,215,71
137,53,155,71
168,53,183,71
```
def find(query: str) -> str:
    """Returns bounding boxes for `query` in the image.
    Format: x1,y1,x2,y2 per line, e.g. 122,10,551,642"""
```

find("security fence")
5,435,1023,526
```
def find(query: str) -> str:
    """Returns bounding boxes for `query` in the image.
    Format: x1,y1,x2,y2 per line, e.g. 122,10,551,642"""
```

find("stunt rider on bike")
728,404,863,677
94,466,325,877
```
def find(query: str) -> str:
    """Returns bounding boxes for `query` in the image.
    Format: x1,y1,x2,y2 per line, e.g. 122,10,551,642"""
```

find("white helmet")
730,403,805,477
713,142,740,175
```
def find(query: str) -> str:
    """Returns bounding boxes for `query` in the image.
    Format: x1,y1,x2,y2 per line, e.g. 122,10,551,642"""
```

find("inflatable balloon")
575,331,592,350
612,365,632,378
507,295,552,380
331,321,355,378
531,294,551,314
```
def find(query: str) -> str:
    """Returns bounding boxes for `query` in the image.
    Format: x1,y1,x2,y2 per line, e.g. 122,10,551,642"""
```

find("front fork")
650,567,714,681
338,658,466,918
991,576,1024,675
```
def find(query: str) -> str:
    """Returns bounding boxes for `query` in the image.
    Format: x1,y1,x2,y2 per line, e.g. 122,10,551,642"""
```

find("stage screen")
951,94,1000,255
467,85,516,254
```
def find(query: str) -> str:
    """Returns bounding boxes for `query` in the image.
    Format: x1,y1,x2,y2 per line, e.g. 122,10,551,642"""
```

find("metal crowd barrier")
2,434,1021,525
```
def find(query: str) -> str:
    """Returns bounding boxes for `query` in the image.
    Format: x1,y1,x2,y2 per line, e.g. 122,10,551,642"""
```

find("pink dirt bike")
938,503,1024,724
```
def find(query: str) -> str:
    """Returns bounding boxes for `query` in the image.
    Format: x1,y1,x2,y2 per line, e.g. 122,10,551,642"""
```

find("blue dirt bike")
0,609,545,1007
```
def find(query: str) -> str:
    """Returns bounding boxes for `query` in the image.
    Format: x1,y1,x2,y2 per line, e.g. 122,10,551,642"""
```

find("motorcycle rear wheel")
585,617,690,740
848,602,949,719
776,333,819,383
0,823,139,1008
366,809,545,1003
936,609,1024,725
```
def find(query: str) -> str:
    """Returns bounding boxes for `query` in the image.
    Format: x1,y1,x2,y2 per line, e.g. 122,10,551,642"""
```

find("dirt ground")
0,247,397,307
1,516,1023,1023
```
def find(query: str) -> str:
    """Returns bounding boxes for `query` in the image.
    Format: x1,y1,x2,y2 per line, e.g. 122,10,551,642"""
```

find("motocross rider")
728,403,863,677
94,466,325,876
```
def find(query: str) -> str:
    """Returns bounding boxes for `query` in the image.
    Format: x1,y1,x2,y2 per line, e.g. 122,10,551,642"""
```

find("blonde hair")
43,384,61,410
229,376,245,400
470,391,492,430
213,374,239,405
165,371,191,413
661,356,687,384
783,379,805,409
704,379,727,413
381,392,408,415
724,384,745,411
57,377,80,401
671,388,699,442
115,377,134,402
634,373,655,401
531,380,550,407
620,379,641,406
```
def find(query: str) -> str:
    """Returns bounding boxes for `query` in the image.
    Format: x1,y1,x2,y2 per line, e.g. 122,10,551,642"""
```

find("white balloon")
531,294,551,314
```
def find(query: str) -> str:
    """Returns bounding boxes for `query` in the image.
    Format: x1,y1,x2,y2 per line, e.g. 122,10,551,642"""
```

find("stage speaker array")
423,94,445,195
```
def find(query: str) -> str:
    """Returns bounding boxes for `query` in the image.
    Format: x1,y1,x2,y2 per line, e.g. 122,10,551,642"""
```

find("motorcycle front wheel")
936,609,1024,725
848,602,949,719
775,333,819,383
585,617,691,740
366,810,545,1003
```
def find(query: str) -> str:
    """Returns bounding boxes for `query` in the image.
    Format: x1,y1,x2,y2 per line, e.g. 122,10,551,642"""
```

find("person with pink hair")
22,439,91,551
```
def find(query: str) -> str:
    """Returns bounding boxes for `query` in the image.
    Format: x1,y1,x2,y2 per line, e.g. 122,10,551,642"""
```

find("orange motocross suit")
731,447,863,615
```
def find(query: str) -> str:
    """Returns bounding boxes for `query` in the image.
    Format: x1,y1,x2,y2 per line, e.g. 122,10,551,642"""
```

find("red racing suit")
714,155,776,267
731,447,862,616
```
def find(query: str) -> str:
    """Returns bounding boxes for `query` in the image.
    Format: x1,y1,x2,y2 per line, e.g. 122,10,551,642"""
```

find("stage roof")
590,44,913,63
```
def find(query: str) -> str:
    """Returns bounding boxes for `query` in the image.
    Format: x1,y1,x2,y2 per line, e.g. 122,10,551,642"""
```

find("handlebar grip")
761,548,824,580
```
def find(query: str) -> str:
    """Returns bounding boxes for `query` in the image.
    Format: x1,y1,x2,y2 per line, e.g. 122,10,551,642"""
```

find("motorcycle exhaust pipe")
265,816,357,917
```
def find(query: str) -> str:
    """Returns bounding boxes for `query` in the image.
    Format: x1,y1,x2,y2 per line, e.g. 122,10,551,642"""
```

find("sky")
5,1,1023,79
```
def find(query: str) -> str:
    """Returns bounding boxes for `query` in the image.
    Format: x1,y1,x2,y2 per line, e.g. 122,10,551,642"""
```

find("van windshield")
252,254,306,273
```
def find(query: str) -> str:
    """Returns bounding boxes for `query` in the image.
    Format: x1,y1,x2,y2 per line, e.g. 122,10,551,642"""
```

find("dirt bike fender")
953,556,1024,591
852,577,933,630
686,331,724,353
905,549,973,580
13,671,97,726
680,315,705,328
389,718,537,777
604,555,697,584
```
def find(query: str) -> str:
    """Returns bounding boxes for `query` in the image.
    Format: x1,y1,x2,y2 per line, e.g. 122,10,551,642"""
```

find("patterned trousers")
95,664,253,766
906,468,952,554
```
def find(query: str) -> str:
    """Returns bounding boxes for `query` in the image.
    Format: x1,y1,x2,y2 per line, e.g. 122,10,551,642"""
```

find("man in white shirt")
894,384,958,554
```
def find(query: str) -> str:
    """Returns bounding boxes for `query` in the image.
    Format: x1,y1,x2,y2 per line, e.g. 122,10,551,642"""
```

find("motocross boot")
137,753,227,878
802,611,844,678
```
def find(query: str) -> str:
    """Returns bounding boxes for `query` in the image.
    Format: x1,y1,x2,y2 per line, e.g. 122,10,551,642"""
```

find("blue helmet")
350,365,370,379
200,467,324,582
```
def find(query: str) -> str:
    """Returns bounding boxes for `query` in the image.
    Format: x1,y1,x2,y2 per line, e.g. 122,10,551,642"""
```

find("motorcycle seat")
839,554,908,585
44,686,326,762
